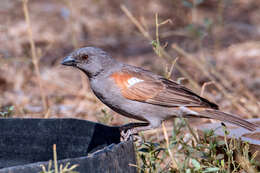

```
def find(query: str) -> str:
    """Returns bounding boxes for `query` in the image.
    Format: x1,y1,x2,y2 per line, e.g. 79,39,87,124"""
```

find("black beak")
61,56,76,66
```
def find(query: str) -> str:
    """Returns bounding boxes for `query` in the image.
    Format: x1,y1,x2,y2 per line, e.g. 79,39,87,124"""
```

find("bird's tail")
196,109,258,131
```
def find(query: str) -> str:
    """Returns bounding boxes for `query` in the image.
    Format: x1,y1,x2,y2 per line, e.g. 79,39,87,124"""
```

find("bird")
61,46,258,139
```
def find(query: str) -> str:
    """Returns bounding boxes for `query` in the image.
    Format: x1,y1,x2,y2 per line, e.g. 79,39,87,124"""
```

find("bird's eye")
80,54,88,61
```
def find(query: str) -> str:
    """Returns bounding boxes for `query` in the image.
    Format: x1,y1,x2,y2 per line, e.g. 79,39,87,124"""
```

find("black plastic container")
0,118,137,173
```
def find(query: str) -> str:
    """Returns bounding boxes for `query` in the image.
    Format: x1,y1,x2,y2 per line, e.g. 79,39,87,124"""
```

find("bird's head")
61,47,116,78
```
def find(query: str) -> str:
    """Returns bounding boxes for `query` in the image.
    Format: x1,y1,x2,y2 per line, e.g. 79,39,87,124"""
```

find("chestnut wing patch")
110,72,163,101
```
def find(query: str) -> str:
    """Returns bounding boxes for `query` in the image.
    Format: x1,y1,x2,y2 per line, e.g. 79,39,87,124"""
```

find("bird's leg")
119,122,149,131
119,119,162,142
126,124,161,143
119,122,149,142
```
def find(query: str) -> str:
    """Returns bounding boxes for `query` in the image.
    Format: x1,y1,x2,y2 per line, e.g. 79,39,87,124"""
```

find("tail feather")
198,109,258,131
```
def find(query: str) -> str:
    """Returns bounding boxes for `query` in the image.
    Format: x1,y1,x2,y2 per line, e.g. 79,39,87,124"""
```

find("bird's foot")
119,122,148,142
120,128,136,141
120,128,143,143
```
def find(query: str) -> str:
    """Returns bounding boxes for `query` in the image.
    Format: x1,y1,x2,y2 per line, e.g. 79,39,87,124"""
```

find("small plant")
40,161,78,173
0,105,14,117
137,142,166,173
136,118,259,172
40,144,79,173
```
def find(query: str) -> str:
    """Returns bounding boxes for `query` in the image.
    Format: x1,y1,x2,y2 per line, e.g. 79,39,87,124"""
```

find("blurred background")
0,0,259,126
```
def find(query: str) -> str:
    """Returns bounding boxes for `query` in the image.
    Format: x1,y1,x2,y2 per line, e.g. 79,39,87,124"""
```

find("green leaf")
138,148,149,153
8,106,14,111
153,148,165,153
221,159,225,167
203,167,220,172
185,168,191,173
204,129,215,137
151,40,157,48
191,159,201,170
217,140,225,146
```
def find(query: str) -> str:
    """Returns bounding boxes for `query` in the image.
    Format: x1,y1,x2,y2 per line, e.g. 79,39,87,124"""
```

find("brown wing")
110,71,218,109
148,78,219,109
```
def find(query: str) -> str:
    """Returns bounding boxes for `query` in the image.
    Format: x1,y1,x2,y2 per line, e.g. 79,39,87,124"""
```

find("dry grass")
1,0,259,120
22,0,49,114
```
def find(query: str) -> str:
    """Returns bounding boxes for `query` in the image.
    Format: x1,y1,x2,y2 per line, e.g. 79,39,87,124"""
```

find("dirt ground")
0,0,259,127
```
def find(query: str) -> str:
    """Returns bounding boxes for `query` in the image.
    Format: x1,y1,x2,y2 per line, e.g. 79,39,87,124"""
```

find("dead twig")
200,81,215,97
162,122,178,170
22,0,48,113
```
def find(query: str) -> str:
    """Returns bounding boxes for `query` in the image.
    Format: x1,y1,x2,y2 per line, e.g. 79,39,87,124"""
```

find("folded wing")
111,70,218,109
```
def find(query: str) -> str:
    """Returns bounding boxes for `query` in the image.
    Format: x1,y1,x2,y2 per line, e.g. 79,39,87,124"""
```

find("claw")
120,128,136,141
120,128,144,142
119,122,148,142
